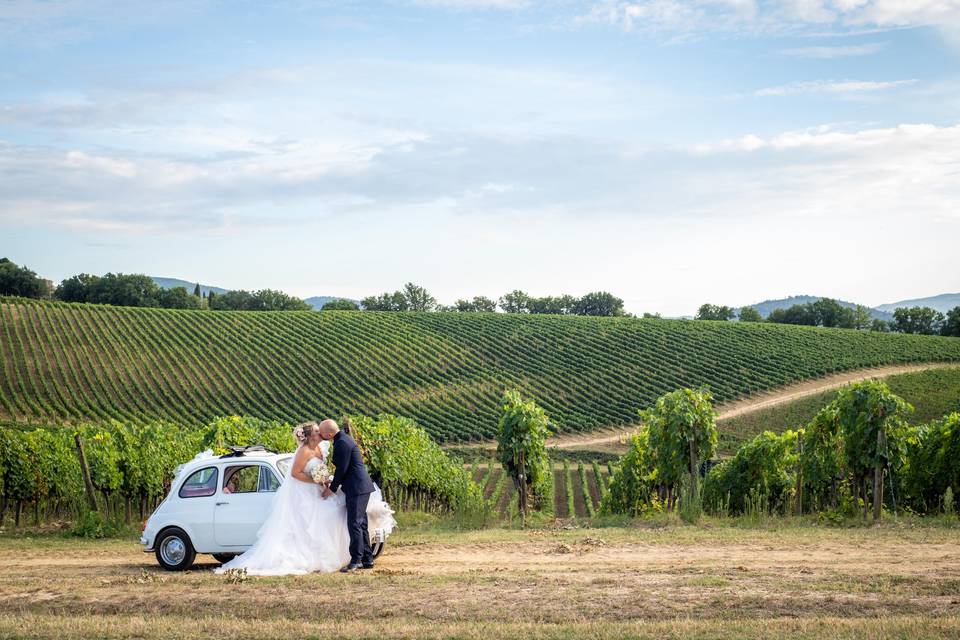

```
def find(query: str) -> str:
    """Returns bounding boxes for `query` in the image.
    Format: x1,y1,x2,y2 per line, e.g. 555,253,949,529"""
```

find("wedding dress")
216,441,396,576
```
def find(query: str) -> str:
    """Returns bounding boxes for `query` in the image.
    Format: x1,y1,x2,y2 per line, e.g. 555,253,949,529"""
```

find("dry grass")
1,521,959,638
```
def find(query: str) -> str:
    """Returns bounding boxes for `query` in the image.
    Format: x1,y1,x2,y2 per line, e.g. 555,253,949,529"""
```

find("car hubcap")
161,537,186,565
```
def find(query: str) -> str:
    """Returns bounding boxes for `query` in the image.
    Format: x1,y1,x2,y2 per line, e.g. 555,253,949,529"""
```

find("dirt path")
1,525,959,634
544,362,960,450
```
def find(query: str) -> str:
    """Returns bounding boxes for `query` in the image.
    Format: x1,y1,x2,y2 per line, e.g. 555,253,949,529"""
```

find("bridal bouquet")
311,462,333,485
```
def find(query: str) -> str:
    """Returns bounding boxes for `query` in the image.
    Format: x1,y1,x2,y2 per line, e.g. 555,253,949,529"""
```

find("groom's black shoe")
361,562,374,569
340,563,363,573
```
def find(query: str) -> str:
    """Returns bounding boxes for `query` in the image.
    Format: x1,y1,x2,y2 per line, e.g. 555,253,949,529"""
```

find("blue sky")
2,1,959,315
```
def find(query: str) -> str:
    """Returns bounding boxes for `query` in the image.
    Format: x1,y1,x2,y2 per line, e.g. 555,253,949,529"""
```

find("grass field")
4,298,960,441
2,518,959,639
717,366,960,453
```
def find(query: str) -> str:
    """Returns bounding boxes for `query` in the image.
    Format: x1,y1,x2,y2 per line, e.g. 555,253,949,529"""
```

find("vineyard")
3,298,960,442
468,458,615,518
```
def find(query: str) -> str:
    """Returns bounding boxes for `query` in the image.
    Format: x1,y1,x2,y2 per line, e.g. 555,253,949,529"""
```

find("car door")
213,463,280,547
175,466,219,550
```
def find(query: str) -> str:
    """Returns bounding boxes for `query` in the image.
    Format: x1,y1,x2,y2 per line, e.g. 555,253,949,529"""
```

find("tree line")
0,258,311,311
696,298,960,337
355,283,626,317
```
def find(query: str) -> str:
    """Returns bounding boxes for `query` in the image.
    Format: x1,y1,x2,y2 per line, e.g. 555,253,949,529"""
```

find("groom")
319,419,375,572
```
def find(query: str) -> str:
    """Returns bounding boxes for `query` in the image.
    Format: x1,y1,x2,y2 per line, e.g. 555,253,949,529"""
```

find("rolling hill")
151,276,357,310
744,296,893,321
876,293,960,314
151,277,229,298
2,298,960,442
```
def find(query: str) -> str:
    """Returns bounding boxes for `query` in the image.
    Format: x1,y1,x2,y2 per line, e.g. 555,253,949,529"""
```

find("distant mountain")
743,296,893,321
151,277,357,310
152,277,229,298
304,296,360,310
876,293,960,315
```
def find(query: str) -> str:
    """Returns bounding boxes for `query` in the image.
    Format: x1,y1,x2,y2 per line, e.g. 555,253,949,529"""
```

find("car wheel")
371,540,384,559
155,527,196,571
212,553,237,564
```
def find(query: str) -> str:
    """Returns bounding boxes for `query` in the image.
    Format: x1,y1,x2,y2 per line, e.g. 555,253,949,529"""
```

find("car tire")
155,527,196,571
371,540,384,559
212,553,237,564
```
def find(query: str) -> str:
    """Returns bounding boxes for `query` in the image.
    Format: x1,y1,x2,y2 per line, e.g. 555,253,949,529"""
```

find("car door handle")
216,501,229,506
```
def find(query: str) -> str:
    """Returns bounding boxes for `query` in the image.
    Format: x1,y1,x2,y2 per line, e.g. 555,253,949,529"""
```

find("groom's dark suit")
329,430,375,566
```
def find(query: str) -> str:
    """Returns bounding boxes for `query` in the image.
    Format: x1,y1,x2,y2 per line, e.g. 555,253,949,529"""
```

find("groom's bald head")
318,419,339,440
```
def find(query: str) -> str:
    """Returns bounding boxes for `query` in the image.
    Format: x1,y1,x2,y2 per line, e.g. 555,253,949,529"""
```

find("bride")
216,422,395,576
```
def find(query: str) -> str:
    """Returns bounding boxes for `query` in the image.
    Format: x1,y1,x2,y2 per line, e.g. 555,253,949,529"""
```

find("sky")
1,0,959,316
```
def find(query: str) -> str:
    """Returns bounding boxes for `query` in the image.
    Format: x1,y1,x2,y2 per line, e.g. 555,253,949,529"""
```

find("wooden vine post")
795,433,804,516
517,449,527,528
73,433,99,513
873,427,886,521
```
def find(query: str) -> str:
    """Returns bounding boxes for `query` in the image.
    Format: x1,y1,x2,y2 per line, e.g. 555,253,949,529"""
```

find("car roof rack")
219,444,277,458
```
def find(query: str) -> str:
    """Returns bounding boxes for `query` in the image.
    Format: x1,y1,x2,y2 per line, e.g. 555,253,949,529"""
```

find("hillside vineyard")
2,299,960,442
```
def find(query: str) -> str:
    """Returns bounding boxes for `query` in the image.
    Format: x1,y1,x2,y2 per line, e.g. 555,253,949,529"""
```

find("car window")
179,467,218,498
259,466,280,492
223,465,260,494
276,457,292,477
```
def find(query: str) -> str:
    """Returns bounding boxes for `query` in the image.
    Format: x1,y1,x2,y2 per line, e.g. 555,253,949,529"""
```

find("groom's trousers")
345,492,372,565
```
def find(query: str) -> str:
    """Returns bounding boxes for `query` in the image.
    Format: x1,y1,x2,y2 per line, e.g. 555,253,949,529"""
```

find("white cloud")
411,0,531,7
780,41,886,57
576,0,960,37
753,78,916,96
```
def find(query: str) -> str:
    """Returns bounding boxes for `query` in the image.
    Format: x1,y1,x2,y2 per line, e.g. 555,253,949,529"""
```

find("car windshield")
275,456,292,479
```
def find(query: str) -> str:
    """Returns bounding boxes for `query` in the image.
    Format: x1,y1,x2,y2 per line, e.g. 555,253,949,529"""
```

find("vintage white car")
141,446,387,570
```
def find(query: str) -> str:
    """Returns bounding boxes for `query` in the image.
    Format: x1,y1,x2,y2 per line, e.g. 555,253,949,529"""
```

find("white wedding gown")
216,442,396,576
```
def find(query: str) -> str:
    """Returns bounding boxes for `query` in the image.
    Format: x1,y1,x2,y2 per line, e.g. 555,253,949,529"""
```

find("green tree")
941,306,960,337
361,292,404,311
321,299,360,311
210,289,310,311
192,283,201,298
892,306,944,335
0,258,48,298
737,307,763,323
498,290,531,313
870,318,890,332
695,304,735,321
252,289,312,311
766,305,817,326
361,284,435,311
156,287,202,309
573,291,624,317
642,387,718,510
210,290,256,310
496,390,552,523
835,380,913,520
402,282,436,312
850,305,873,330
810,298,854,328
55,273,99,302
454,296,497,312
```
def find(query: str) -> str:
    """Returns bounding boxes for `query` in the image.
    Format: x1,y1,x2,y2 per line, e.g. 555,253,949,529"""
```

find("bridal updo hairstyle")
293,421,318,444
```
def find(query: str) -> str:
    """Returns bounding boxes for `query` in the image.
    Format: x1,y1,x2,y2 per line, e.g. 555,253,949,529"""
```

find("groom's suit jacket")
329,431,375,497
